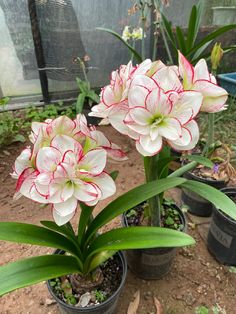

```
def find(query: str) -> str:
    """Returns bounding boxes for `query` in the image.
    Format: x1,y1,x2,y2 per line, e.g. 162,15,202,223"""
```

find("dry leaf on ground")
127,290,140,314
154,296,163,314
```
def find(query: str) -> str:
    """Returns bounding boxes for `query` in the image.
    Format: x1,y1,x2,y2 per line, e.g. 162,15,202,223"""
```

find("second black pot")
122,205,186,280
47,250,127,314
182,171,226,217
207,187,236,265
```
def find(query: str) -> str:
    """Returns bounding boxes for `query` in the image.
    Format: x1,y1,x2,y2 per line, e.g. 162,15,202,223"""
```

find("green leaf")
76,93,86,114
176,26,187,54
0,222,80,257
184,155,214,169
86,227,195,263
84,250,117,274
88,90,100,103
0,255,81,296
186,5,199,51
187,24,236,58
181,180,236,220
13,134,26,143
84,177,187,245
96,27,142,63
109,170,119,181
161,13,177,48
40,221,75,238
168,161,198,178
77,203,94,246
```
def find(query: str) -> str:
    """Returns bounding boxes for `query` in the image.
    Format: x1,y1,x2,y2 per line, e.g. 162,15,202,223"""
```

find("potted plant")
207,187,236,265
0,114,196,312
181,43,233,217
89,51,236,279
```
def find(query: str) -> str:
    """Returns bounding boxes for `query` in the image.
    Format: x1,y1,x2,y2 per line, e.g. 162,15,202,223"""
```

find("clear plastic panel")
35,0,150,97
0,0,41,98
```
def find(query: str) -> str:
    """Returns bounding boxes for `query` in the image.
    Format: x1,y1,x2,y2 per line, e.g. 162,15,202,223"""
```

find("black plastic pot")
47,250,127,314
122,205,186,280
182,171,226,217
207,187,236,265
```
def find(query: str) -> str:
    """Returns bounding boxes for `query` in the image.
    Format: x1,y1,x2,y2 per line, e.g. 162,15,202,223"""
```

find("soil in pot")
207,187,236,265
123,200,186,280
182,165,227,217
47,251,127,314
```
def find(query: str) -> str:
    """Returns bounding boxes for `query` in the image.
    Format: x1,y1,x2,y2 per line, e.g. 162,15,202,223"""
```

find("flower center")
150,114,165,127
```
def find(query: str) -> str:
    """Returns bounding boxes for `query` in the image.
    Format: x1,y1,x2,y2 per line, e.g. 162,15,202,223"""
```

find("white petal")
36,147,61,173
145,88,170,115
108,103,130,134
158,118,182,140
128,75,157,108
91,173,116,200
169,120,199,151
79,149,107,175
51,135,83,157
138,135,163,156
172,91,203,122
194,59,210,81
152,66,182,92
129,107,152,125
74,181,100,202
53,197,78,226
193,80,228,113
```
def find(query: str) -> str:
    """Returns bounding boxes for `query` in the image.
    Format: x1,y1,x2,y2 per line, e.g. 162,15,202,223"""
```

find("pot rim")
184,169,226,184
122,201,187,232
47,250,127,312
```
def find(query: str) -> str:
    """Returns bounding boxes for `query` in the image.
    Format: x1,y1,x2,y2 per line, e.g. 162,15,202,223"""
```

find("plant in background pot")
0,115,197,313
181,43,236,217
207,187,236,265
89,51,236,279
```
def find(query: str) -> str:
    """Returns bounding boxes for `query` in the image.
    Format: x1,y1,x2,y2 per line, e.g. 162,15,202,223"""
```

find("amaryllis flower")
90,59,182,134
12,115,126,226
125,84,202,156
178,51,228,112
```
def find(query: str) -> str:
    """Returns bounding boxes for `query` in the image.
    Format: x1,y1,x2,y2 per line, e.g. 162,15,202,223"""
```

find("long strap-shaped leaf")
84,177,187,246
96,27,142,63
85,227,195,265
0,222,81,258
0,255,81,296
181,180,236,220
187,24,236,58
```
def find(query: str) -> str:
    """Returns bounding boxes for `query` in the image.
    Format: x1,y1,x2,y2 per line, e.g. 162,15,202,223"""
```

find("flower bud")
211,42,223,71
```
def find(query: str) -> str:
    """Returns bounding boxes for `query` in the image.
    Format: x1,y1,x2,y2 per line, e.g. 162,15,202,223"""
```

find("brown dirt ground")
1,126,236,314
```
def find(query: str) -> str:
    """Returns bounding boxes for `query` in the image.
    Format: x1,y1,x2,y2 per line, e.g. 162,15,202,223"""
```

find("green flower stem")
143,155,161,226
131,40,136,62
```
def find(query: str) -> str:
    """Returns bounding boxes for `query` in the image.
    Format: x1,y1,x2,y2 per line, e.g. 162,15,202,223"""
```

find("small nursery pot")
122,205,186,280
182,171,226,217
207,187,236,265
47,250,127,314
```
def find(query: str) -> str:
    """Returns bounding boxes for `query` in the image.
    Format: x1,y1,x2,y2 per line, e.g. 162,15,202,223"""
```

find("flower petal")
138,134,163,156
79,149,107,175
36,147,61,173
158,117,182,140
193,80,228,112
91,172,116,200
178,51,194,89
53,197,78,226
129,107,152,125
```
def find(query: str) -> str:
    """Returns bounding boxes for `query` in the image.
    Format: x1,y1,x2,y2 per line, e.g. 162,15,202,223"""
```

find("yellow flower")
211,42,224,71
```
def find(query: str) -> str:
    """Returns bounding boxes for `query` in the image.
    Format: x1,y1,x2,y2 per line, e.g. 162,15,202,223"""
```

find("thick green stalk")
143,156,161,226
203,113,215,156
131,40,136,62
